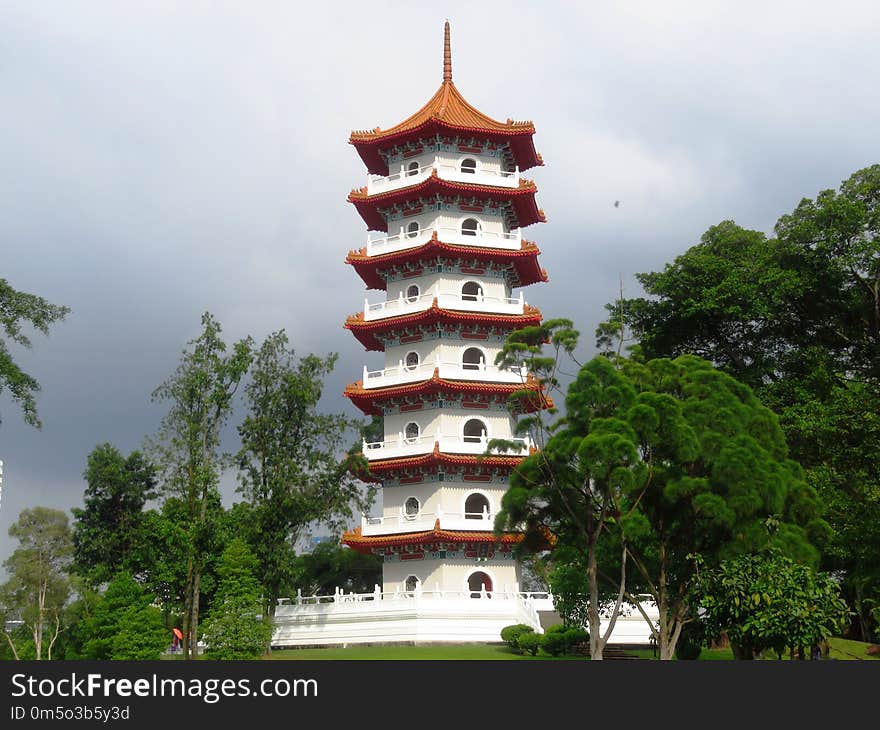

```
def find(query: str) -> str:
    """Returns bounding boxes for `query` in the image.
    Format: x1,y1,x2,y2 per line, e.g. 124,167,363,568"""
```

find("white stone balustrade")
361,506,495,535
366,161,520,195
365,225,522,256
362,358,528,389
363,288,525,321
361,431,531,461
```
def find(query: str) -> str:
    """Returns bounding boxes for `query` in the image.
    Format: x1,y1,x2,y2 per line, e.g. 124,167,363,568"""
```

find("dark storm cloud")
1,0,878,566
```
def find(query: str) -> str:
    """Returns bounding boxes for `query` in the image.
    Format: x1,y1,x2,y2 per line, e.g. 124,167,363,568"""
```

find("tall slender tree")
236,331,374,615
148,312,252,659
0,507,73,660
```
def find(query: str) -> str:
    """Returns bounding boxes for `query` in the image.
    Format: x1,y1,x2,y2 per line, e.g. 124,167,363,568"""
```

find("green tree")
0,279,70,428
201,538,272,659
292,540,382,597
236,331,375,616
0,507,73,659
148,311,253,659
80,572,169,660
598,165,880,641
72,443,157,586
693,550,850,659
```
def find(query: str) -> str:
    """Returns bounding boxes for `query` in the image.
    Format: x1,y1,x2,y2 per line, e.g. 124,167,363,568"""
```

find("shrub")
541,631,568,657
517,632,541,656
564,628,589,653
501,623,535,650
674,621,704,660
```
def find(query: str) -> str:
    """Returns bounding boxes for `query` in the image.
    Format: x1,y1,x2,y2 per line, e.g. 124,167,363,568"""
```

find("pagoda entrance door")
468,571,492,597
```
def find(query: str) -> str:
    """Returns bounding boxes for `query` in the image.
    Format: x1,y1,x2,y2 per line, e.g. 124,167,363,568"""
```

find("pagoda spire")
443,20,452,83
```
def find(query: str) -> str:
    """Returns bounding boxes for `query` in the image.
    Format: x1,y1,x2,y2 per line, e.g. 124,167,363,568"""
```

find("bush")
517,632,541,656
565,627,589,653
501,624,535,650
674,621,704,660
541,631,568,657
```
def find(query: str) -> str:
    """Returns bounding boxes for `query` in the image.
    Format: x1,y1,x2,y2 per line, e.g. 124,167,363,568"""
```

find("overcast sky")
2,0,879,568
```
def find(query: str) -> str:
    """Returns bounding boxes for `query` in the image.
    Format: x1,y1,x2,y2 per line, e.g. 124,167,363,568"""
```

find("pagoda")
341,22,551,601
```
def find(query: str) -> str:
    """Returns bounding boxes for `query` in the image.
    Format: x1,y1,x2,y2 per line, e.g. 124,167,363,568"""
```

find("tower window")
465,493,490,519
406,221,420,238
461,281,482,301
461,158,477,174
405,284,420,302
407,161,420,176
463,418,487,443
462,347,484,370
404,351,420,371
404,496,420,518
405,575,419,592
461,218,480,236
404,421,420,443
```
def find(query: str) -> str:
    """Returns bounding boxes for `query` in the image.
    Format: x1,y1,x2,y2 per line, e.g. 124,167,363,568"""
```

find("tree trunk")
182,555,195,659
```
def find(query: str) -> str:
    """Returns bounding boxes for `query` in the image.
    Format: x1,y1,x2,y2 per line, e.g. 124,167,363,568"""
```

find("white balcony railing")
365,225,522,257
361,508,495,536
361,432,531,462
363,289,525,321
362,358,528,390
366,161,520,195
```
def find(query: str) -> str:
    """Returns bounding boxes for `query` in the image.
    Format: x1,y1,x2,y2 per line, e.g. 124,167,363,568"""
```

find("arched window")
404,496,420,518
460,158,477,174
461,281,482,301
404,351,420,371
461,218,480,236
465,493,490,519
406,221,420,238
463,418,487,443
405,284,420,302
407,161,420,176
462,347,484,370
468,571,492,597
405,575,419,592
404,421,420,443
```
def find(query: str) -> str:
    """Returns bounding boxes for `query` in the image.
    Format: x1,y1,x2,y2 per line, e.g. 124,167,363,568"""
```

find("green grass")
257,636,877,661
265,643,575,660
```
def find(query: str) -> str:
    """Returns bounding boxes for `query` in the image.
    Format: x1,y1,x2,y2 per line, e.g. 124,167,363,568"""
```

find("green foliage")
1,507,73,659
674,620,704,660
201,539,272,660
292,540,381,597
540,629,568,656
0,278,70,428
693,551,850,659
236,330,376,614
80,572,168,660
501,623,535,650
148,311,253,657
72,443,157,587
516,631,540,656
598,165,880,641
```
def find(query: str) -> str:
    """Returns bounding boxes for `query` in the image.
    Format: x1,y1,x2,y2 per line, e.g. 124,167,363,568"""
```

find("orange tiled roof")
343,370,553,416
349,23,542,175
341,522,557,553
347,171,546,232
345,233,549,290
344,301,543,351
356,442,537,481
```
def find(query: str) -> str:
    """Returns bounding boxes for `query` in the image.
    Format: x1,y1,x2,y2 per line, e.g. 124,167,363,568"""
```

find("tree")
598,165,880,641
693,550,850,660
72,443,157,586
0,279,70,428
79,572,168,660
236,331,375,616
148,311,253,659
292,540,382,597
201,538,272,659
0,507,73,659
494,322,635,660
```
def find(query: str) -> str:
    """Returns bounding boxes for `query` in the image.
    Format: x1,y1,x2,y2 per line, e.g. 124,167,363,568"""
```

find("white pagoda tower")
271,24,660,646
341,22,551,600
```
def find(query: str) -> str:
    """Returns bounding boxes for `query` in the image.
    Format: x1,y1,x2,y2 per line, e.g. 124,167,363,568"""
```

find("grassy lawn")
255,636,876,661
